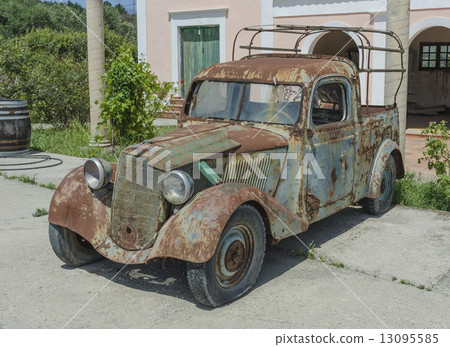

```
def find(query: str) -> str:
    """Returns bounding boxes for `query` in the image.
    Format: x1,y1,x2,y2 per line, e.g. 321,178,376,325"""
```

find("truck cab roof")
194,54,358,85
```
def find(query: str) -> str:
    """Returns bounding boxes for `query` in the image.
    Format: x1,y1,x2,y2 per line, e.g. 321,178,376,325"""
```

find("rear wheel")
49,223,102,267
187,204,266,307
364,155,397,215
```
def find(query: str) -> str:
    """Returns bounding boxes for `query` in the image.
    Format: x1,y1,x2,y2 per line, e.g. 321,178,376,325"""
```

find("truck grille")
111,152,167,251
223,154,272,191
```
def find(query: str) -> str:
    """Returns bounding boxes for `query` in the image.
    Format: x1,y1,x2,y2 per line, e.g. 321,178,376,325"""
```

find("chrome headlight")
162,170,194,205
84,158,112,190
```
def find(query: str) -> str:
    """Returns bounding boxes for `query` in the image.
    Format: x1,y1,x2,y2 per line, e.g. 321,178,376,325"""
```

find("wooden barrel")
0,99,31,155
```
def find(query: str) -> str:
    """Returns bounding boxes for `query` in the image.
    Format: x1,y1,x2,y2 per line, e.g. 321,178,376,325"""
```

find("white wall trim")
300,21,367,104
409,16,450,42
411,0,450,10
170,10,227,95
136,0,147,62
371,14,386,105
260,0,274,52
168,8,229,17
273,0,386,17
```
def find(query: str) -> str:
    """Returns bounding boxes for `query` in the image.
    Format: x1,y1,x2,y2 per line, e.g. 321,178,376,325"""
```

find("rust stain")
306,193,320,221
48,163,117,249
331,167,337,184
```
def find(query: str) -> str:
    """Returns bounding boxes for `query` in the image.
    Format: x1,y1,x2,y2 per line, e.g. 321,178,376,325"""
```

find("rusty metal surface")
110,154,167,251
148,183,309,264
193,56,356,86
49,46,404,267
48,164,117,248
121,123,288,172
366,139,404,199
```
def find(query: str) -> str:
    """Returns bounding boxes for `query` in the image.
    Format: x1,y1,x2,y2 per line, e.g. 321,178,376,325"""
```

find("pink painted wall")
410,8,450,26
143,1,450,107
146,0,261,83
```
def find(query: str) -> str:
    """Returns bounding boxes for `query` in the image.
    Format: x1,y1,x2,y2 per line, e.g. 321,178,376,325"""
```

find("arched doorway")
408,26,450,115
312,31,359,67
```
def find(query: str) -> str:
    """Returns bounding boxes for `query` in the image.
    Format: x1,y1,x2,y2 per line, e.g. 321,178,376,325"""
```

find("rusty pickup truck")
48,25,405,307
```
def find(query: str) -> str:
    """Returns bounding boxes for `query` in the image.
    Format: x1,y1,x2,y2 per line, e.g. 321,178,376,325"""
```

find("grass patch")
0,172,37,185
31,122,177,163
39,182,57,190
393,172,450,212
397,278,432,291
400,279,413,286
392,276,397,281
32,208,48,217
297,241,317,259
18,175,37,185
329,261,345,268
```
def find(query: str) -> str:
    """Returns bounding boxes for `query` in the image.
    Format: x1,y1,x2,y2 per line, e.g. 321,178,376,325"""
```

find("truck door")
305,76,356,221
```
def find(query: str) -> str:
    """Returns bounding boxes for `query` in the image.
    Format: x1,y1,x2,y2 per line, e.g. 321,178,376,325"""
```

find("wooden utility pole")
385,0,410,156
86,0,109,147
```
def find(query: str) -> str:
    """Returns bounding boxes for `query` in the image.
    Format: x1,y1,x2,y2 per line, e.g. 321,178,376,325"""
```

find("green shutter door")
181,26,220,96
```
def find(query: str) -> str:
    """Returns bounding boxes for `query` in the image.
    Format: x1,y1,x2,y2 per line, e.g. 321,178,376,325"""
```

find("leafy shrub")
0,36,89,126
393,173,450,212
100,48,174,143
418,121,450,176
0,28,136,126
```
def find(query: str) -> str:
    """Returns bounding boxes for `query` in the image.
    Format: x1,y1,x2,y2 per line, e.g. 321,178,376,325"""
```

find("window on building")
420,43,450,70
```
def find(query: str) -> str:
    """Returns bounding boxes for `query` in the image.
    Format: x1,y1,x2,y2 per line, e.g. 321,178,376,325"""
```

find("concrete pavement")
0,152,449,328
0,151,86,186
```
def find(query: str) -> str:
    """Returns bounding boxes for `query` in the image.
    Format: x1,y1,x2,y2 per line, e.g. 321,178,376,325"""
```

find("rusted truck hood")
122,123,288,171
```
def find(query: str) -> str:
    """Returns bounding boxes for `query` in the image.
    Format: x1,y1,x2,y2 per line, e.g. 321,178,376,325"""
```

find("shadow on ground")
67,205,380,308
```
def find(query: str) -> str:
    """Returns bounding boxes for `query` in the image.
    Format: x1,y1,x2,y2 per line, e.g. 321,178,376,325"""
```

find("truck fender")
148,183,309,264
48,164,117,248
366,139,404,199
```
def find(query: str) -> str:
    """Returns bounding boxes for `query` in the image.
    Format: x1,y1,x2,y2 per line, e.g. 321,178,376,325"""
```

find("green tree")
0,27,136,126
0,0,136,44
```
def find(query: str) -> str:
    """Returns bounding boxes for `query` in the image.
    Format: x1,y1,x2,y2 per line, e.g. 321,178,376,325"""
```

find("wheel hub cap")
225,240,245,272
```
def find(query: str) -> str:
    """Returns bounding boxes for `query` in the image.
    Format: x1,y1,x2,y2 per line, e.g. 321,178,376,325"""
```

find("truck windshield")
187,81,302,125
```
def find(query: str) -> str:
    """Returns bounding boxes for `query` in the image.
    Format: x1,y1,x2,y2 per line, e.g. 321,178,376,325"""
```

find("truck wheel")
187,204,266,307
49,223,102,267
364,155,397,215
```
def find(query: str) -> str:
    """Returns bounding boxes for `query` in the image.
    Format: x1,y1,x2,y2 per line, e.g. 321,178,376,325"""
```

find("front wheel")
49,223,103,267
187,204,266,307
364,155,397,215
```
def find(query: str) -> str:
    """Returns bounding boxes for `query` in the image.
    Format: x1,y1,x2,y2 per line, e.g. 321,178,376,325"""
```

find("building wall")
139,0,450,106
145,0,261,85
408,27,450,108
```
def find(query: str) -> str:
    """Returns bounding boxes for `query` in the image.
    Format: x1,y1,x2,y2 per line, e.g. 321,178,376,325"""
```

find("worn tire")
49,223,102,267
187,204,266,307
364,155,397,215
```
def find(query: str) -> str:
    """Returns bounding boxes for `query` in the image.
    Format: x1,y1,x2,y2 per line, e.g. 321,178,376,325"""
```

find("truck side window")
311,83,347,126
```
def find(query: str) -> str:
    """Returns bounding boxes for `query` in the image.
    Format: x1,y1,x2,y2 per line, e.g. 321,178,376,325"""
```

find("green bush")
393,173,450,212
0,34,89,125
100,48,174,143
0,28,136,126
418,121,450,176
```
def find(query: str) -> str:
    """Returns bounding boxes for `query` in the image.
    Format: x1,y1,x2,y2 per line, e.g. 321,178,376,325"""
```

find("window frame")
308,76,352,129
419,42,450,71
